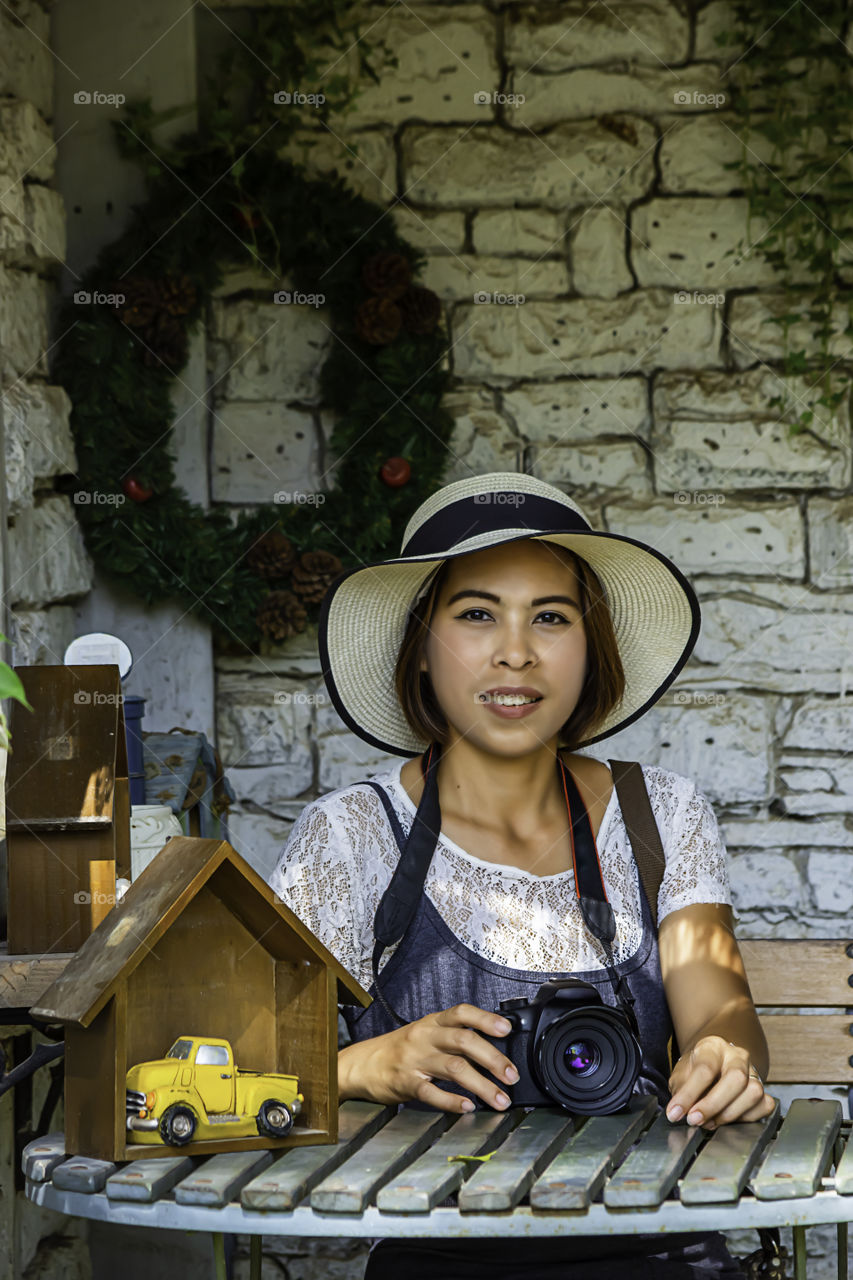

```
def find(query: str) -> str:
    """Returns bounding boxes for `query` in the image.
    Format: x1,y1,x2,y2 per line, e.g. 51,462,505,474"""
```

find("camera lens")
534,1008,641,1114
564,1040,600,1076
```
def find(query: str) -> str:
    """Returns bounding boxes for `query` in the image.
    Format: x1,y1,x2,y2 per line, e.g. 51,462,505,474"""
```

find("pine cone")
257,590,308,642
355,295,402,345
119,277,162,328
399,285,442,335
290,550,343,605
362,250,413,300
160,274,197,317
246,530,297,579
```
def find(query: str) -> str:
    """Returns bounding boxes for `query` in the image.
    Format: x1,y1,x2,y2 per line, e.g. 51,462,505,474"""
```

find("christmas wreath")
53,11,455,653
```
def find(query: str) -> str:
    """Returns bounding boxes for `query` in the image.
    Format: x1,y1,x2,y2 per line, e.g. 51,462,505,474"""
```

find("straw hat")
317,472,700,757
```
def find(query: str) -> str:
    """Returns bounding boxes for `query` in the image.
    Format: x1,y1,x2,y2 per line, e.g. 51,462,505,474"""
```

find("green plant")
0,635,32,751
717,1,853,434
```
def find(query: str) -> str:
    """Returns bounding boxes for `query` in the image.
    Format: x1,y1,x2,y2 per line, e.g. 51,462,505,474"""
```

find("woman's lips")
482,698,543,720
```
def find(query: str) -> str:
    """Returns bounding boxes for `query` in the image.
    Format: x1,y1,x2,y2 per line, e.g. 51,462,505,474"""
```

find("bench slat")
760,1016,853,1084
680,1104,782,1205
241,1101,392,1211
376,1110,519,1212
52,1157,118,1193
311,1109,449,1213
22,1133,66,1183
457,1109,574,1212
106,1156,195,1202
603,1112,704,1207
751,1099,842,1200
529,1096,658,1210
741,941,851,1006
174,1150,273,1207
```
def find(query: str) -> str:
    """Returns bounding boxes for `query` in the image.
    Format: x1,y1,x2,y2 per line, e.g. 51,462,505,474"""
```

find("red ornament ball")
122,476,153,503
379,456,411,488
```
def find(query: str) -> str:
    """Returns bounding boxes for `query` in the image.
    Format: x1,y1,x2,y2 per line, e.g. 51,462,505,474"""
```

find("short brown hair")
394,546,625,750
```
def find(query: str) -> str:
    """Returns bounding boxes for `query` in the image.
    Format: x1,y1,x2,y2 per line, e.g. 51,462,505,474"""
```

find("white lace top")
268,760,732,993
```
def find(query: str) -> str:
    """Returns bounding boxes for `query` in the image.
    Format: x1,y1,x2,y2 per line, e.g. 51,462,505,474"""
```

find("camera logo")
73,90,126,107
273,290,325,307
273,90,325,107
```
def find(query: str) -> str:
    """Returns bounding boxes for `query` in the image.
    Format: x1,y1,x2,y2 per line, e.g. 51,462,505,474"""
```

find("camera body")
484,978,642,1114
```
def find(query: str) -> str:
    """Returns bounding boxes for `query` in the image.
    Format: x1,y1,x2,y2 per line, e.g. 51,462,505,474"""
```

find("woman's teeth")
480,693,540,706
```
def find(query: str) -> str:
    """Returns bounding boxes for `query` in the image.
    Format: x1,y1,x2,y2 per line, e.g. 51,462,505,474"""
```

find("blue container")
123,695,147,806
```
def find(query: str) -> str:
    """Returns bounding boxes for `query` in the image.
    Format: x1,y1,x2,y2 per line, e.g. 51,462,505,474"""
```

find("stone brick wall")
2,0,93,669
213,0,853,953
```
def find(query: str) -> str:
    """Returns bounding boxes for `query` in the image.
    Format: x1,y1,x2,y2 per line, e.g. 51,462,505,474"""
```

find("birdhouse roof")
30,836,371,1026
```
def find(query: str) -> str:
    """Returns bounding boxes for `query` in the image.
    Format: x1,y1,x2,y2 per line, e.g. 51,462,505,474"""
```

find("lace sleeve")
652,769,732,923
267,798,365,983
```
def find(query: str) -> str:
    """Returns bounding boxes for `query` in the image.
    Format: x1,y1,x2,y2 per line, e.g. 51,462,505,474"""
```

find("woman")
270,471,774,1279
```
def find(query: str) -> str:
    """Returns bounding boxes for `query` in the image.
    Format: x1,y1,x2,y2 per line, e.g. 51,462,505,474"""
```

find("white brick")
728,852,804,911
7,496,93,609
729,291,853,368
506,2,689,68
216,676,315,782
0,2,52,118
808,496,853,588
441,386,522,483
602,499,804,577
392,207,467,255
211,402,321,505
503,377,651,444
8,605,76,666
0,265,48,378
531,440,650,498
632,198,793,289
572,206,632,298
473,208,566,256
0,100,55,181
807,852,853,913
402,119,657,208
453,289,721,381
3,381,75,516
651,370,851,491
510,65,724,128
659,115,762,195
316,707,398,792
209,297,331,403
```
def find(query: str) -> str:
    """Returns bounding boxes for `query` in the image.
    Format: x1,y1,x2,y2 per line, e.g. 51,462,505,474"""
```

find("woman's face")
420,539,589,755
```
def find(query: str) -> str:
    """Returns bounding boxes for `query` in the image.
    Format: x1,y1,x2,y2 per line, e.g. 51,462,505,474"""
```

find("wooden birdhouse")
29,835,371,1161
5,664,130,954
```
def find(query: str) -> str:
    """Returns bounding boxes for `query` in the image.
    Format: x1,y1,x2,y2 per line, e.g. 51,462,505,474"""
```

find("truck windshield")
166,1039,193,1060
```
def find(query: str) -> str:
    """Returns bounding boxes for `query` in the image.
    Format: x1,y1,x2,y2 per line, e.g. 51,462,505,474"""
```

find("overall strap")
607,760,667,930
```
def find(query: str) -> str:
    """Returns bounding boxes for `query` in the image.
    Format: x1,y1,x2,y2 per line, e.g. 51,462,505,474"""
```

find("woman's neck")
430,740,568,843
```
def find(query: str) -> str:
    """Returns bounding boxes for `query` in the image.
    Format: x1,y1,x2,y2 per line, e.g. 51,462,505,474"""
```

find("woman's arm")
659,902,776,1128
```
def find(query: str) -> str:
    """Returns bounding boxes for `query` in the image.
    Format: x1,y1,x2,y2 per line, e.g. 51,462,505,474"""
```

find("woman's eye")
455,609,569,624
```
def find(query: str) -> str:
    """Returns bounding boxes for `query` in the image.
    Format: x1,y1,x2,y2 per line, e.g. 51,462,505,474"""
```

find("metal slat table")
24,1098,853,1280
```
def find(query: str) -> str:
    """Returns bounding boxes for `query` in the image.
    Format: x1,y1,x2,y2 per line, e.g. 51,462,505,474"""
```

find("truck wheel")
256,1099,293,1138
159,1104,197,1146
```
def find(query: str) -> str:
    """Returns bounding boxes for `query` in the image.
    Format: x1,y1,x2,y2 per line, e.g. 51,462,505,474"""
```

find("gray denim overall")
341,764,745,1279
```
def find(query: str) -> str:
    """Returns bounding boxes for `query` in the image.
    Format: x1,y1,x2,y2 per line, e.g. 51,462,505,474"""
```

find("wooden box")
5,665,130,954
30,836,370,1161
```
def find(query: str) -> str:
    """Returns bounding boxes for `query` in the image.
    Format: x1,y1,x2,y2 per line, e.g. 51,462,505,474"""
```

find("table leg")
250,1235,262,1280
212,1232,227,1280
837,1221,848,1280
793,1225,808,1280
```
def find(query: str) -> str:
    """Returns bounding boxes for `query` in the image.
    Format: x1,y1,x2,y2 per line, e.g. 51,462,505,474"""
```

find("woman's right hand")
338,1003,520,1113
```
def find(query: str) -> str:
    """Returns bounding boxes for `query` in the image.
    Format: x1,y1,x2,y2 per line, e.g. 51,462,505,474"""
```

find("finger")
666,1057,720,1121
436,1025,520,1089
431,1051,514,1111
436,1004,513,1039
682,1064,757,1126
706,1086,776,1128
411,1075,478,1114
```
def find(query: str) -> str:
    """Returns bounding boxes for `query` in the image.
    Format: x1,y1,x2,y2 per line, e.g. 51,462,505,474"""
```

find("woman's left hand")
666,1034,776,1129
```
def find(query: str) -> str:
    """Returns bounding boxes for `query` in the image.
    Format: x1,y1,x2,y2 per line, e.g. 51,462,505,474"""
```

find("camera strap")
558,759,639,1037
370,740,638,1033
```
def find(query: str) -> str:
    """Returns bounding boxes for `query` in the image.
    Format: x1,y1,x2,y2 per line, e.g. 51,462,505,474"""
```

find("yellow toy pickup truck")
125,1035,303,1145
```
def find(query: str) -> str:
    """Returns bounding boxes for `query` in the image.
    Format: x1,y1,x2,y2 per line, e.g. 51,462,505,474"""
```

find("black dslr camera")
485,978,642,1114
